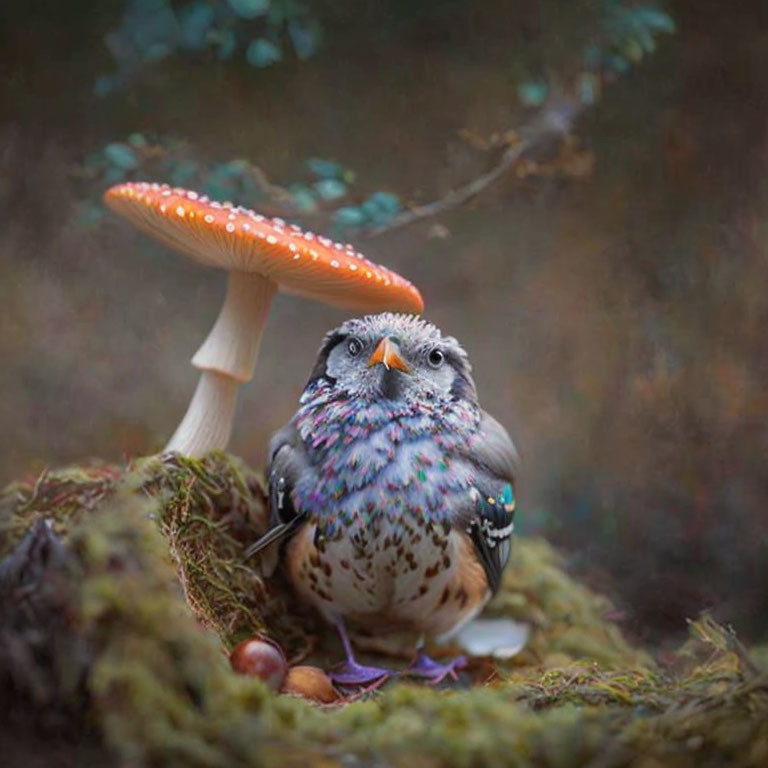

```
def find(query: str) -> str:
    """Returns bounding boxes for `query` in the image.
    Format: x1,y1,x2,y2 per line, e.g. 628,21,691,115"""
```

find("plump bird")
246,313,518,685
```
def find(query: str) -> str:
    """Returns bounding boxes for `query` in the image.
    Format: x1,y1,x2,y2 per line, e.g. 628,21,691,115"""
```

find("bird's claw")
404,651,467,684
329,660,393,687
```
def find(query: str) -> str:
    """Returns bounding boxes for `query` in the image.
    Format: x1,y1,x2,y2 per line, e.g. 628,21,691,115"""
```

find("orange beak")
368,337,410,373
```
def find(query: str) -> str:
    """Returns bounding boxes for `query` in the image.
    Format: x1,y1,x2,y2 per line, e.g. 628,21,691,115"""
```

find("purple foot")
405,651,467,684
329,660,393,687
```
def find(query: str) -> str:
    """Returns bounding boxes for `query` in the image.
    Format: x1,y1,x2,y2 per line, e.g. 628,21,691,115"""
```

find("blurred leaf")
246,38,282,67
287,18,320,60
178,1,216,51
213,28,237,60
288,183,318,212
169,160,199,187
143,41,173,62
122,0,178,56
104,143,139,171
314,178,347,200
622,36,645,62
306,158,344,179
360,191,400,224
635,7,676,33
103,166,128,185
127,133,147,148
578,73,600,105
203,163,241,200
93,75,120,97
333,206,366,229
267,0,303,26
518,79,548,107
606,54,631,73
366,191,400,215
227,0,270,20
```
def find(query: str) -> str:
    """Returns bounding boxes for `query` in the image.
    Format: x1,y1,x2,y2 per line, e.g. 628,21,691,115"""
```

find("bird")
246,313,518,685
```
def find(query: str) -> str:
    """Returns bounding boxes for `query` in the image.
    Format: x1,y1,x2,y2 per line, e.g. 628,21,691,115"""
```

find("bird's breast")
293,398,481,538
286,518,489,638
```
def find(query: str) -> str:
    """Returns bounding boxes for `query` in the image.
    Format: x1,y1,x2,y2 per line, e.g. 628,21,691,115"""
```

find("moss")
1,455,767,767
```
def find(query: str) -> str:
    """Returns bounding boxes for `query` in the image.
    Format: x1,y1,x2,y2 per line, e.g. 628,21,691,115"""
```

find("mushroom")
104,182,424,456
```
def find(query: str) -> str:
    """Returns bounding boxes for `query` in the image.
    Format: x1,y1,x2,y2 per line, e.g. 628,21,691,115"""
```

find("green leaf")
314,178,347,201
366,192,400,215
178,2,216,51
518,80,548,107
169,160,199,187
606,54,631,74
93,75,119,97
360,192,400,224
288,184,318,213
227,0,270,20
245,38,282,67
333,207,367,229
214,29,236,60
103,143,139,171
306,158,344,179
622,36,645,62
578,73,600,105
142,41,172,62
103,166,127,185
635,7,676,34
287,18,320,60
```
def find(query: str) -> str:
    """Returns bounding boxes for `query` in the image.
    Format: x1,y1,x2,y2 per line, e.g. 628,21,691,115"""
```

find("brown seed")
230,637,287,690
281,665,340,703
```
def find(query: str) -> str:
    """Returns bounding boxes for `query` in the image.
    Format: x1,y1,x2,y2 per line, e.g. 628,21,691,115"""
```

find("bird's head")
307,313,477,404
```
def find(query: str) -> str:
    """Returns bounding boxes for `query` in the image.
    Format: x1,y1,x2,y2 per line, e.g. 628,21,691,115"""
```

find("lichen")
1,455,766,768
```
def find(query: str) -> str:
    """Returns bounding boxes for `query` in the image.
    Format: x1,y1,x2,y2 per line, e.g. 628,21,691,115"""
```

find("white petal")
454,618,530,659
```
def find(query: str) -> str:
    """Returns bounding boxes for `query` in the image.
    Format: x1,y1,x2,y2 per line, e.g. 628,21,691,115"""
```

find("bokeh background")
1,0,766,646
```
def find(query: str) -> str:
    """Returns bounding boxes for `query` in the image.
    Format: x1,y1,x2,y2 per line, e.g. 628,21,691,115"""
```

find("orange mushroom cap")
104,182,424,314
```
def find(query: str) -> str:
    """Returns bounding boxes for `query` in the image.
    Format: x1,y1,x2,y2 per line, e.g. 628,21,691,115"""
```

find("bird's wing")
244,423,311,562
470,410,520,481
454,410,518,594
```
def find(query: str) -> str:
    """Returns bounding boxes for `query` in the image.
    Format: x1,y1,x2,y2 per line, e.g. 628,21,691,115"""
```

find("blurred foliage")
96,0,322,95
516,1,675,107
76,133,403,236
87,0,674,237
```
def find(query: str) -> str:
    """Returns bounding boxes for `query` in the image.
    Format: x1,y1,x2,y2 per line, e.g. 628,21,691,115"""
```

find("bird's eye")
428,348,445,368
347,337,363,357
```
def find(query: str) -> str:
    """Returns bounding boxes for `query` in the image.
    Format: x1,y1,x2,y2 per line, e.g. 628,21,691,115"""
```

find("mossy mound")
1,454,766,767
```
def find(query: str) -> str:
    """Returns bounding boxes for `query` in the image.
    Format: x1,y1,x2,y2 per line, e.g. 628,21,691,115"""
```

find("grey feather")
244,423,313,570
469,410,520,482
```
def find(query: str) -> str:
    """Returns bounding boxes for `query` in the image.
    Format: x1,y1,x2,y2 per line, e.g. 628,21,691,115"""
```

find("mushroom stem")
165,370,239,456
192,271,278,382
165,271,277,456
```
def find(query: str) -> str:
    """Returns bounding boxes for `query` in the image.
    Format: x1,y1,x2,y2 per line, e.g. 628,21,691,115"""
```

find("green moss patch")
1,454,766,767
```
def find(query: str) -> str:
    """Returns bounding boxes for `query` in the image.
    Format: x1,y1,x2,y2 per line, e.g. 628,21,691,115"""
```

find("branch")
365,93,583,238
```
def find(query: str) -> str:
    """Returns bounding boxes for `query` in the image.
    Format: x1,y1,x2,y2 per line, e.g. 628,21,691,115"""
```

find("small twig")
366,92,583,238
